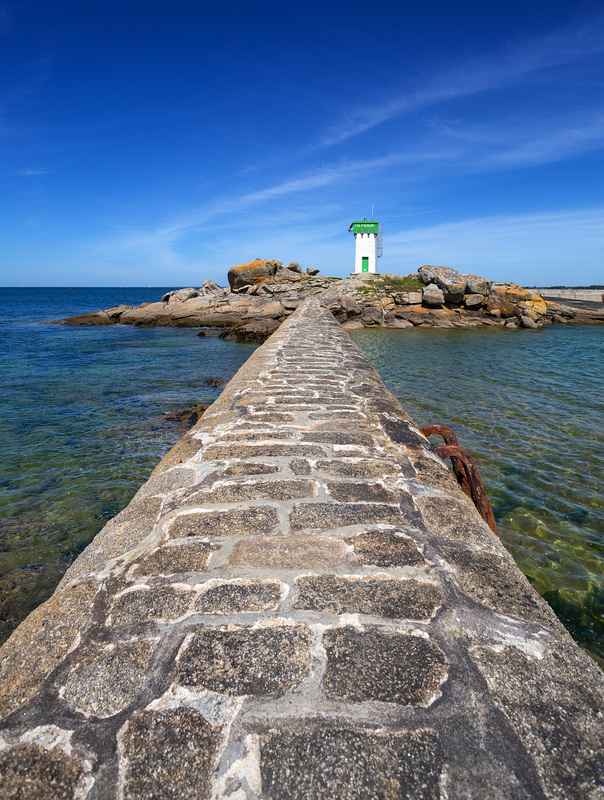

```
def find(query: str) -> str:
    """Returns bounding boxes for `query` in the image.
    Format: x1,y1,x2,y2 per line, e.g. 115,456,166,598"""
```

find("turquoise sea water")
0,289,602,667
0,288,257,640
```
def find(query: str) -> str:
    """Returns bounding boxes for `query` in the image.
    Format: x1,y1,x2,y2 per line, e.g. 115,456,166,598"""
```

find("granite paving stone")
174,625,312,696
202,443,325,460
222,461,280,475
294,575,441,619
260,727,443,800
184,479,317,505
290,502,404,531
230,535,349,569
168,506,279,538
289,458,311,475
0,744,83,800
195,580,283,613
326,481,398,504
62,639,155,717
317,459,399,477
110,585,193,625
352,530,427,567
215,430,296,441
302,431,377,447
120,708,222,800
323,627,448,705
443,546,564,629
416,494,494,546
132,540,217,575
308,411,366,420
245,412,296,422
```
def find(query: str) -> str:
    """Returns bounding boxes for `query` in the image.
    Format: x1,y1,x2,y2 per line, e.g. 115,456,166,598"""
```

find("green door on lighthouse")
362,257,369,272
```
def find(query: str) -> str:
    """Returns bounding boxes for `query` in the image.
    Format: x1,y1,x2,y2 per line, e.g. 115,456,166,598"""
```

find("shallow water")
0,288,257,639
0,289,602,667
351,325,604,666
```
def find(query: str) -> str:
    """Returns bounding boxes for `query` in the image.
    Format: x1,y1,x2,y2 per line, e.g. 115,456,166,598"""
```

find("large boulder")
418,265,439,285
306,267,320,275
227,260,307,290
274,265,304,283
322,296,361,322
514,296,547,321
105,304,133,320
286,262,303,274
120,302,172,326
394,291,422,305
161,287,200,303
242,300,283,319
361,306,383,325
419,265,466,302
463,274,491,296
227,260,282,291
464,294,485,309
199,280,225,296
221,318,281,342
487,283,532,317
383,314,413,328
423,284,445,307
434,267,466,303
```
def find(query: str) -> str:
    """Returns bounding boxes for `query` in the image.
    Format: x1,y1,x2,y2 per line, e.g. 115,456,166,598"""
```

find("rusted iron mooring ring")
420,425,499,536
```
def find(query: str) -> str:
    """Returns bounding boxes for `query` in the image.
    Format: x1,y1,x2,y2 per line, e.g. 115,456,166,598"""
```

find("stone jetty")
2,299,603,798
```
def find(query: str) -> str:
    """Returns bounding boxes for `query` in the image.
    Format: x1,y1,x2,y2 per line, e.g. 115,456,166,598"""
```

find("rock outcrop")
423,284,445,307
434,267,467,303
464,274,491,296
486,283,548,320
227,259,318,291
58,261,604,341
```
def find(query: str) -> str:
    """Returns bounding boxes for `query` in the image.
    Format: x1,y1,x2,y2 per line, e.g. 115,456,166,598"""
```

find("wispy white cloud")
89,115,604,270
385,208,604,285
84,205,604,287
320,15,604,147
17,167,54,176
88,150,438,260
425,113,604,170
479,117,604,168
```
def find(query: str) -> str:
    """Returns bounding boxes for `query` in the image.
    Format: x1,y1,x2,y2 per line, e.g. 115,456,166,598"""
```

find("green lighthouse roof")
349,218,379,235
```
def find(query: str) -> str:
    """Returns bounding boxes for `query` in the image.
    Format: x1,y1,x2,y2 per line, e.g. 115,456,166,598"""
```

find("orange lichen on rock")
227,260,279,291
487,284,534,317
515,296,547,320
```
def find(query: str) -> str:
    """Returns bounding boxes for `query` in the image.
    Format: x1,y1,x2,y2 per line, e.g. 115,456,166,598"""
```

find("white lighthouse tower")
348,217,382,276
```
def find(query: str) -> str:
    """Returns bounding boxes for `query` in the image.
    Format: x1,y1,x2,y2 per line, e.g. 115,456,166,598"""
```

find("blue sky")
1,0,603,287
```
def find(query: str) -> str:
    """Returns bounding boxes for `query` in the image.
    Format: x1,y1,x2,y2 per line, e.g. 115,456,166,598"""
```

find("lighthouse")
348,217,382,276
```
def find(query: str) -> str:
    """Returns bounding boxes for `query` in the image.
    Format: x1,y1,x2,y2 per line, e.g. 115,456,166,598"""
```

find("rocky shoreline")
59,259,604,341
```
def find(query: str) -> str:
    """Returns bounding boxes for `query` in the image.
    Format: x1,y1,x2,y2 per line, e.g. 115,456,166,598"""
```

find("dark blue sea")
0,288,603,667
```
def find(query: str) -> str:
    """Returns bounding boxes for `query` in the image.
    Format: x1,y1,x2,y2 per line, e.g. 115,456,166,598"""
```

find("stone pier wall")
538,288,604,302
0,298,602,799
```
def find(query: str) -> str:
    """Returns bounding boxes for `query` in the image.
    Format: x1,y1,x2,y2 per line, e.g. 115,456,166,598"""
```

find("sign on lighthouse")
348,217,383,276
